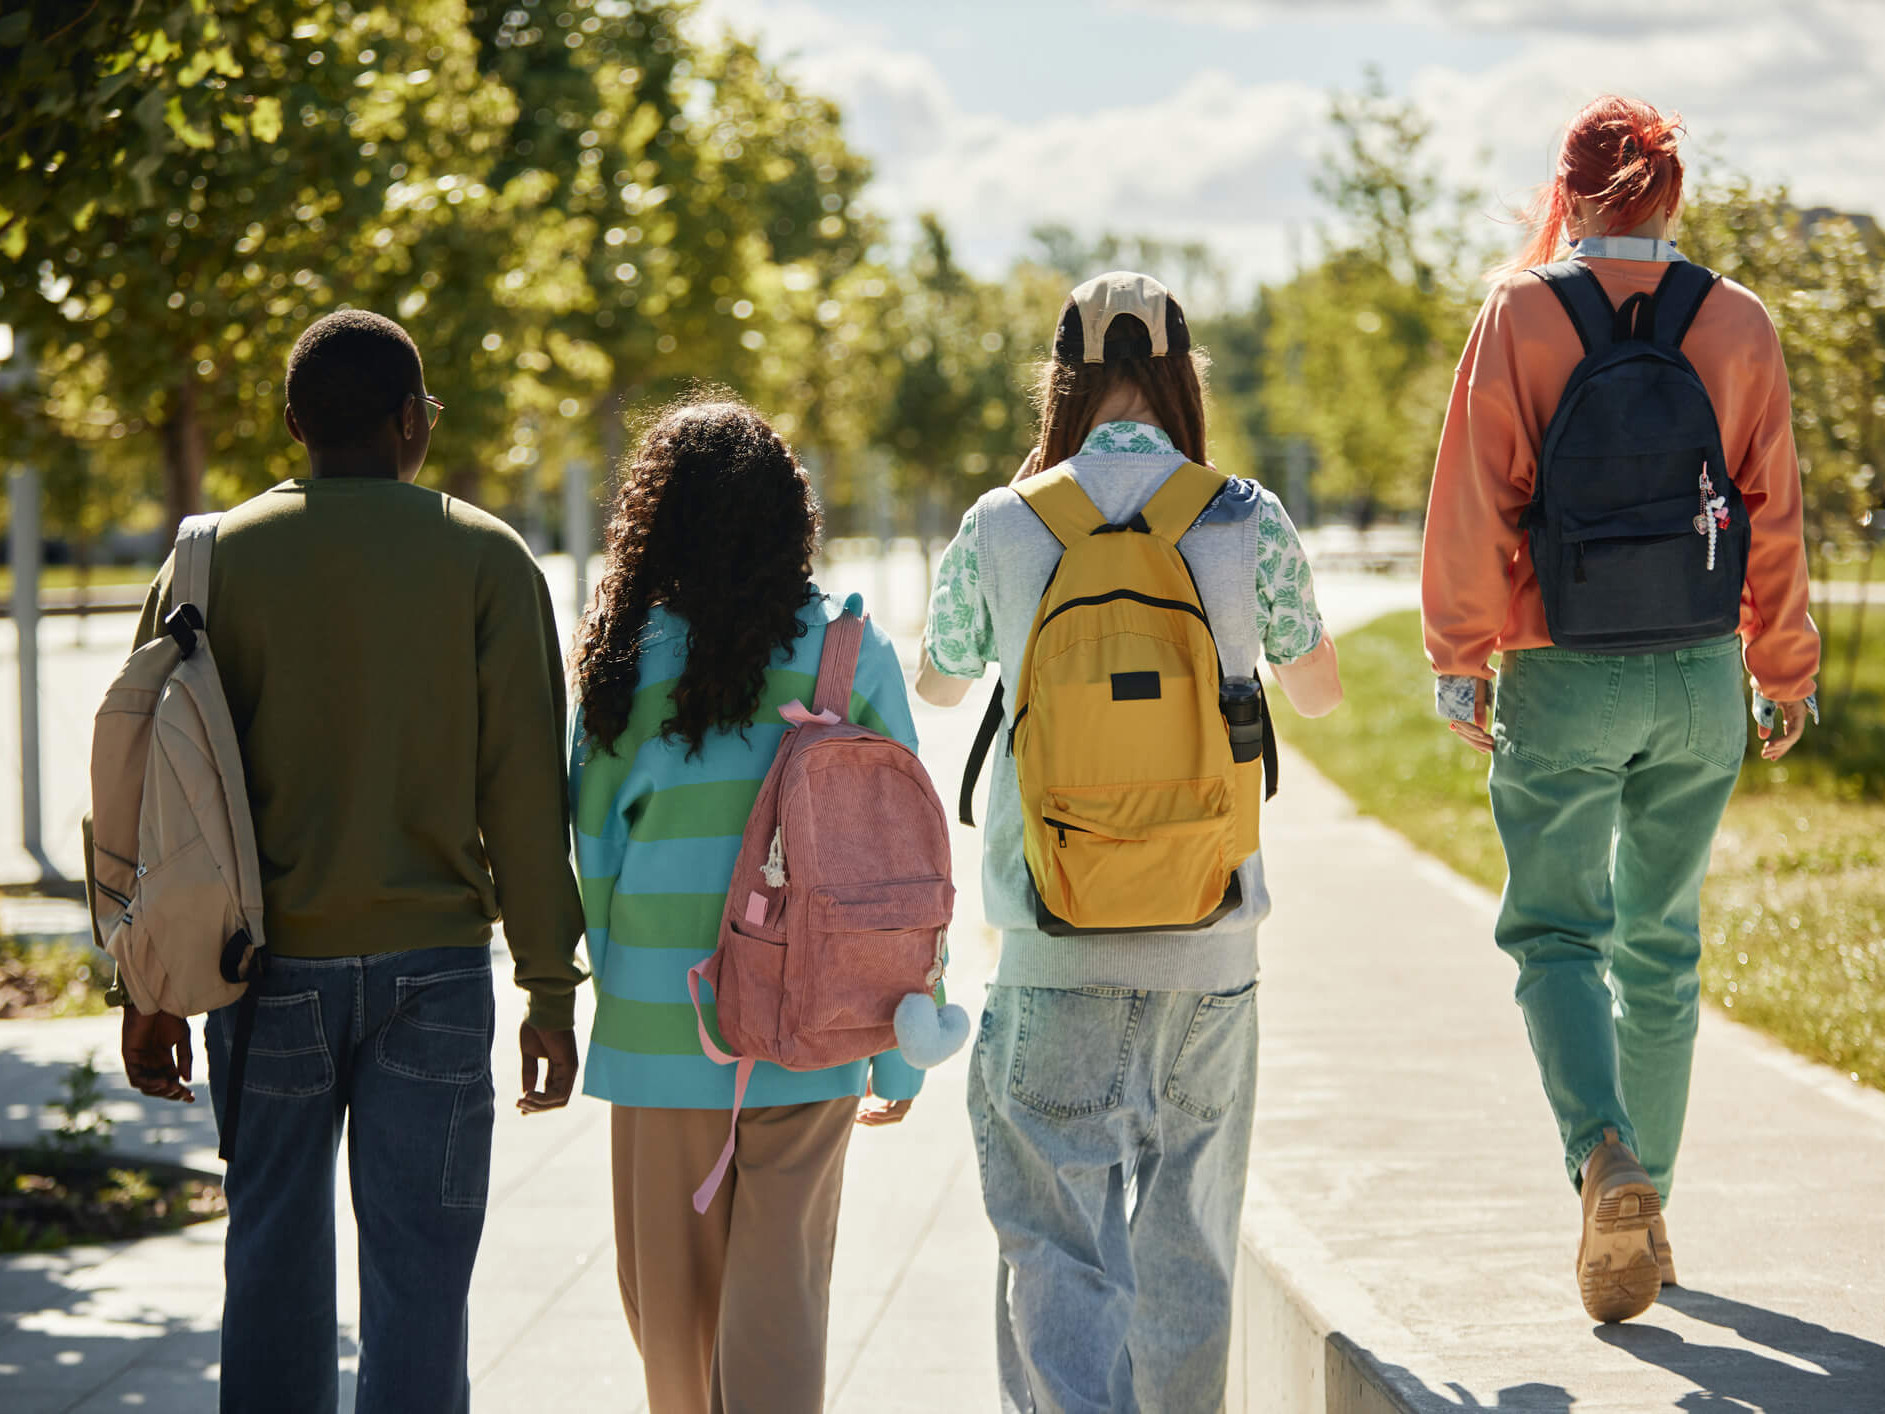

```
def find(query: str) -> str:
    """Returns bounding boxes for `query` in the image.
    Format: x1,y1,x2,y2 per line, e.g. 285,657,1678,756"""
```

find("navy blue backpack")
1526,259,1749,653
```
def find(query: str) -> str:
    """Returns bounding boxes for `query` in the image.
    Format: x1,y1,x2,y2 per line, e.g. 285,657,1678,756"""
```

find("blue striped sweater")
570,591,925,1108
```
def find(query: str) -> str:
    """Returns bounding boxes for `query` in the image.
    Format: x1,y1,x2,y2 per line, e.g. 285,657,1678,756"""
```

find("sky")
691,0,1885,297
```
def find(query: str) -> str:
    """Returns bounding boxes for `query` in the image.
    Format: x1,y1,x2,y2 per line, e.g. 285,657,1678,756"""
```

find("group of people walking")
100,94,1816,1413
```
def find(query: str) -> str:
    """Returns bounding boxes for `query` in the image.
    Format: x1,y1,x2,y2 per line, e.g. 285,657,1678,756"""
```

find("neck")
1087,390,1161,432
304,448,404,481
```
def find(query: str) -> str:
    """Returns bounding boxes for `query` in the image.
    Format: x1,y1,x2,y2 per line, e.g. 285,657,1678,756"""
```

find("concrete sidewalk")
1229,746,1885,1413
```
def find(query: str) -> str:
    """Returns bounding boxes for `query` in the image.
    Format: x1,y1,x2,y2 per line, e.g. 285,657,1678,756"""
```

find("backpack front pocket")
1034,777,1235,931
801,877,953,1034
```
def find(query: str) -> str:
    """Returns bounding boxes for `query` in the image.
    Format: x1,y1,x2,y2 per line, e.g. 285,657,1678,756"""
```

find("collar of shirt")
1079,420,1179,456
1571,235,1684,263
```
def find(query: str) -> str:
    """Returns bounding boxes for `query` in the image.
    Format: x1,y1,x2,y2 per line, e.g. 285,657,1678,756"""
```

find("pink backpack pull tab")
780,700,840,728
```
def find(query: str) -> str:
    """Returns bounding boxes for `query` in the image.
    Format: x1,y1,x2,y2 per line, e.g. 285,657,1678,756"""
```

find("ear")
284,405,305,446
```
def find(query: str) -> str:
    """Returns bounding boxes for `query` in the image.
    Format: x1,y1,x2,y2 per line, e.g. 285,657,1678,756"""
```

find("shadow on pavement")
0,1022,221,1163
1371,1363,1576,1410
1596,1286,1885,1414
0,1252,220,1413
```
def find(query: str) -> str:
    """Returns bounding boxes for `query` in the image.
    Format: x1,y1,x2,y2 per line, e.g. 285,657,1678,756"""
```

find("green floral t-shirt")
923,421,1325,675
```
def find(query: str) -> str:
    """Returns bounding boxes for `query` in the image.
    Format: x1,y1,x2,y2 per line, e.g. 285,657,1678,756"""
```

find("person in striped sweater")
568,397,924,1414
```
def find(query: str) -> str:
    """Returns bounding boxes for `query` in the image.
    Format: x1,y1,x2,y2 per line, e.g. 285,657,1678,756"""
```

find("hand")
1759,698,1810,762
856,1093,915,1127
123,1008,195,1103
518,1024,578,1114
1010,446,1043,484
1446,678,1495,755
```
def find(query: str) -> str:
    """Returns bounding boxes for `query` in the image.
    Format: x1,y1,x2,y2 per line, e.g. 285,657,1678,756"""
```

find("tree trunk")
160,378,205,547
602,384,627,484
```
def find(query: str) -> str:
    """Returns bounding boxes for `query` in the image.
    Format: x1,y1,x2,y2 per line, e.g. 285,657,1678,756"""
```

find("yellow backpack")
961,461,1274,934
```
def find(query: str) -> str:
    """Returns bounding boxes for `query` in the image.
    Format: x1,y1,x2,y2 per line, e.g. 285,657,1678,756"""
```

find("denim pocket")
1495,650,1624,770
377,963,494,1085
1010,986,1144,1119
1163,981,1257,1122
240,991,335,1098
1676,638,1748,771
441,1074,495,1210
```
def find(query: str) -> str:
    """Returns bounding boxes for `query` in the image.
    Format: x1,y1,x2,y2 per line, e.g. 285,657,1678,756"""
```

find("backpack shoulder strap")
1650,261,1719,349
1531,261,1615,356
173,513,223,626
1140,461,1230,543
811,606,866,720
1015,464,1106,547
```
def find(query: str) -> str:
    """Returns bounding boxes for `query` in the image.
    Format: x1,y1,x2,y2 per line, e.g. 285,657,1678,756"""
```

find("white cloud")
693,0,1885,289
1412,8,1885,236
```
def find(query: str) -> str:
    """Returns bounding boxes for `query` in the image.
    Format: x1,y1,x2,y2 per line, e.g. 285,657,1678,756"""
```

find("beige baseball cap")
1054,270,1192,364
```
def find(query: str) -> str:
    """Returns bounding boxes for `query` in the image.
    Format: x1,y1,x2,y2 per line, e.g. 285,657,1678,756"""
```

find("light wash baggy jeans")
967,981,1260,1414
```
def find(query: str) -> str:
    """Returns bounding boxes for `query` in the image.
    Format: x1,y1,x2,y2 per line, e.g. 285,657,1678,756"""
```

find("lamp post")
2,326,62,884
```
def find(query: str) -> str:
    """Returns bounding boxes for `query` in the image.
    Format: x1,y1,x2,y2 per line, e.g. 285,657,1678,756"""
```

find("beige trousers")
610,1098,855,1414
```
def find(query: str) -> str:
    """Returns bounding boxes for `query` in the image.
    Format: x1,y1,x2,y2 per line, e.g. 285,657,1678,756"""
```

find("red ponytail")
1504,96,1685,275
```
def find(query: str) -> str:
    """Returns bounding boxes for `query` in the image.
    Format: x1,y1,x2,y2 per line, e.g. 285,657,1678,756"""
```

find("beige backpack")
88,515,266,1154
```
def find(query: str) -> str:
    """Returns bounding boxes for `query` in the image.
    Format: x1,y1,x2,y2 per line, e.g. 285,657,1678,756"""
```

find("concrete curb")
1230,1177,1456,1414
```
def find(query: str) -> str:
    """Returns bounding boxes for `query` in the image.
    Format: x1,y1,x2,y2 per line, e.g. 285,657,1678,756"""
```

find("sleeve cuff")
524,992,576,1032
1435,674,1483,723
1266,619,1325,668
1751,689,1820,731
868,1049,924,1102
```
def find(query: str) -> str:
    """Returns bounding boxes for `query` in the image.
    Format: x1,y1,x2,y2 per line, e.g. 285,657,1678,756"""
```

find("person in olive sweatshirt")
119,310,586,1414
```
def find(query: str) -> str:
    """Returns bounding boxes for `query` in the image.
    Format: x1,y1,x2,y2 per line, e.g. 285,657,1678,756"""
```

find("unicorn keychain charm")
1696,464,1729,570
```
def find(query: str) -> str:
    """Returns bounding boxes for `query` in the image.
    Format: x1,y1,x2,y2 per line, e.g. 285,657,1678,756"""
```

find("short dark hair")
284,310,424,449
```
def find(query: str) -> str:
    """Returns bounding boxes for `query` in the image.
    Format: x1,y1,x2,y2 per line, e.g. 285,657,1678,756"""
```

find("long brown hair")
1031,313,1209,474
1505,95,1685,275
573,397,821,755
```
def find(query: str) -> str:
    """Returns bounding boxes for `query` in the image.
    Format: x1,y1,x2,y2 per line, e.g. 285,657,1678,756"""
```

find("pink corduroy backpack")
687,607,968,1211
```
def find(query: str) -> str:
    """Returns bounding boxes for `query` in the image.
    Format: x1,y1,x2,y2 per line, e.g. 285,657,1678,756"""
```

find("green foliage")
0,935,112,1019
0,0,900,537
1680,180,1885,573
864,216,1061,527
39,1052,114,1160
1276,608,1885,1089
0,1148,227,1253
1242,73,1486,521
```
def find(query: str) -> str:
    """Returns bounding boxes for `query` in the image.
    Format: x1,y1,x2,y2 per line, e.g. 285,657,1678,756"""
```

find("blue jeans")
967,981,1259,1414
1489,637,1744,1200
206,944,496,1414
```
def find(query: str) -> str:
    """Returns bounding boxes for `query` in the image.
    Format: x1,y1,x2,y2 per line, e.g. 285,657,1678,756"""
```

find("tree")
1257,74,1483,522
1681,179,1885,713
1,1,517,540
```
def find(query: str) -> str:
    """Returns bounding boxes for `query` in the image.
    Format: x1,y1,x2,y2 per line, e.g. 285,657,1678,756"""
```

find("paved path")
1238,753,1885,1412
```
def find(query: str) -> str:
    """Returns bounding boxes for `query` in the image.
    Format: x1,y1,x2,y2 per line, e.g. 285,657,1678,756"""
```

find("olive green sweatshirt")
135,478,587,1030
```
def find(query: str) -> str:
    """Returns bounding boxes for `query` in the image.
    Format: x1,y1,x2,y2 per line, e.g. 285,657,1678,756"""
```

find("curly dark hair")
574,397,823,755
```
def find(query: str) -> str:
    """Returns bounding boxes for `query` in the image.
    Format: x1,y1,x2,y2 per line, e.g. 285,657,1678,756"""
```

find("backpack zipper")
1038,589,1208,631
1043,816,1090,848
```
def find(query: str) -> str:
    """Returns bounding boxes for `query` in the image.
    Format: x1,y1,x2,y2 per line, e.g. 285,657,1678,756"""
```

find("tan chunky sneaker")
1649,1212,1678,1288
1576,1128,1663,1322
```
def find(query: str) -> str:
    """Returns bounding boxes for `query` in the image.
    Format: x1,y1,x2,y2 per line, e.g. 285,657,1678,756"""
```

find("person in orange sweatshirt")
1421,96,1818,1325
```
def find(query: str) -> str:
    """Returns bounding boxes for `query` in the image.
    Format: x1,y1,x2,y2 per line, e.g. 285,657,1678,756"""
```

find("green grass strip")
1277,608,1885,1091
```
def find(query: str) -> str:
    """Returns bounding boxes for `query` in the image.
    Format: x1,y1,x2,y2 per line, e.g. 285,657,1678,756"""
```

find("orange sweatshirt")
1421,256,1819,702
